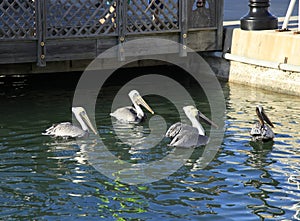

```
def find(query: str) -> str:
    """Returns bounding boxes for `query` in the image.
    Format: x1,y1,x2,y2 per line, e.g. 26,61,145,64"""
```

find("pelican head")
183,105,218,129
128,90,154,114
256,105,274,128
72,107,98,135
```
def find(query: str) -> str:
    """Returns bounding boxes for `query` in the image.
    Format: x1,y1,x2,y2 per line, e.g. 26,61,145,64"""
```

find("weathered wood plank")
124,31,220,53
0,41,36,64
95,33,180,59
0,59,173,75
46,39,97,61
216,0,224,49
96,37,118,54
187,30,221,51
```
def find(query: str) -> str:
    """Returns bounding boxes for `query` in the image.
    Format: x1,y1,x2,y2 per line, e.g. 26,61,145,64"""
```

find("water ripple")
1,79,300,220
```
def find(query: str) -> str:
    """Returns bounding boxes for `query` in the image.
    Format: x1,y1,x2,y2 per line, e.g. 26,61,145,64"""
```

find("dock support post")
179,0,187,57
36,0,46,67
117,0,126,62
240,0,278,30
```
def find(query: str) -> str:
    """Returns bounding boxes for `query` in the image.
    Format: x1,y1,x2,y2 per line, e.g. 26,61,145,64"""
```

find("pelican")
250,105,275,141
42,107,98,138
165,105,218,148
110,90,154,123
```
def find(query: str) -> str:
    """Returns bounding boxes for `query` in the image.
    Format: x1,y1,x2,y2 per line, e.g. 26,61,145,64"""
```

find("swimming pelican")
110,90,154,123
165,105,218,148
42,107,98,138
250,105,275,141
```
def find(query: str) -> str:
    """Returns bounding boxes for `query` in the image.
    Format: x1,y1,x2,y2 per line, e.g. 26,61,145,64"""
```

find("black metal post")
241,0,278,30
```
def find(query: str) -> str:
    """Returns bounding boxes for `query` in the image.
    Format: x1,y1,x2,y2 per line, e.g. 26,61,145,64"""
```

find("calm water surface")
0,71,300,220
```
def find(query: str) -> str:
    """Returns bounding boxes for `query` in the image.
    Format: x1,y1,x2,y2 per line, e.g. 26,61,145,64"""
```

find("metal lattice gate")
0,0,35,39
0,0,223,68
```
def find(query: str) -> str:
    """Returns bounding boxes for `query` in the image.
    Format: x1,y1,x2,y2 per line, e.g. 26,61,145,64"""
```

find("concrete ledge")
231,28,300,66
203,50,300,96
223,53,300,73
228,61,300,96
205,27,300,96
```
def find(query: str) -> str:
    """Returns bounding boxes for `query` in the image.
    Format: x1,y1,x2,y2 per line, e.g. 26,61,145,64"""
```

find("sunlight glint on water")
0,74,299,220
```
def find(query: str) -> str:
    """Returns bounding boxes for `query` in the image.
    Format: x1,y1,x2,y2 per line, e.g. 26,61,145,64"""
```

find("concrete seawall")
206,19,300,96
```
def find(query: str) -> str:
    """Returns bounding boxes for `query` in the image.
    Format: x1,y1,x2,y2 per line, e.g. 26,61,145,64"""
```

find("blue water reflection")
0,73,300,220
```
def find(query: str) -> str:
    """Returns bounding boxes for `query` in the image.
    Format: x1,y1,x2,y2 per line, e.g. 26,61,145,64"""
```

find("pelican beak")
198,111,219,129
136,96,154,114
81,112,98,135
256,106,274,128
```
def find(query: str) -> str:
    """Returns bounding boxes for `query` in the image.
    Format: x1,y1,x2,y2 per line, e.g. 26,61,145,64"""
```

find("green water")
0,70,300,220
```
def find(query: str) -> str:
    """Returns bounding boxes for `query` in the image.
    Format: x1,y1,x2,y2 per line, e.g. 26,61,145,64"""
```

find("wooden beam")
36,0,46,67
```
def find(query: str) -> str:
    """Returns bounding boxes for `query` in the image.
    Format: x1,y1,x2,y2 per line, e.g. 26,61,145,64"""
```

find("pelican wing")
250,122,262,136
261,124,275,140
250,122,274,141
168,126,199,148
42,122,86,138
110,106,140,123
167,122,210,148
165,122,182,138
166,106,213,148
166,122,199,138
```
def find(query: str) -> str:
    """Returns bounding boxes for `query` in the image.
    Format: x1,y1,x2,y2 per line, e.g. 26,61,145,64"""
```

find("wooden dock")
0,0,223,74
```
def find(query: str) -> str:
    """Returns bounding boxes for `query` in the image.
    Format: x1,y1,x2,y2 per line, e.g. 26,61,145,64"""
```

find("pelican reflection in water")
250,105,275,142
165,105,218,148
42,107,98,139
110,90,154,123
